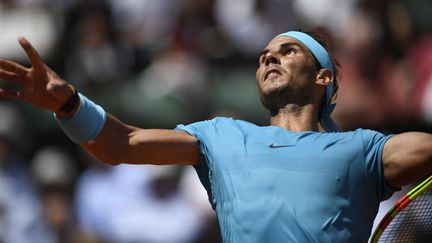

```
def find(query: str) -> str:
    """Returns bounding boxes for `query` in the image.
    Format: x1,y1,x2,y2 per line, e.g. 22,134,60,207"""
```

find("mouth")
263,68,282,81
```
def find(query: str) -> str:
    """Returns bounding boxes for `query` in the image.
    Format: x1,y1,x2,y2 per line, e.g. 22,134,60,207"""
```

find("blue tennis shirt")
176,117,395,243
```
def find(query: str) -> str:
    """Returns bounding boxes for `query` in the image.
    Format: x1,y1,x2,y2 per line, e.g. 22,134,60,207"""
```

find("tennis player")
1,31,432,242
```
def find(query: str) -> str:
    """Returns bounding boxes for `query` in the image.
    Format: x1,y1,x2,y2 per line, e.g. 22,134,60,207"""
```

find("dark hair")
304,31,341,106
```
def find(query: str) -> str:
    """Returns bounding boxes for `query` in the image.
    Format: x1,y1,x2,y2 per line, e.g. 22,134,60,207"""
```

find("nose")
264,52,280,66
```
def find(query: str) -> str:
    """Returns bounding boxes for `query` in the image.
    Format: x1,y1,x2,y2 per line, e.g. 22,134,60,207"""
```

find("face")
256,36,320,112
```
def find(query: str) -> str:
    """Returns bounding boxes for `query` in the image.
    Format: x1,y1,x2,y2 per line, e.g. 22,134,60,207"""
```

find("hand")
0,37,74,113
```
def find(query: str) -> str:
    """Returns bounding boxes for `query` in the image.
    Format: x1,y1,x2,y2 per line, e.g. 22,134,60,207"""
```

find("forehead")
265,35,309,51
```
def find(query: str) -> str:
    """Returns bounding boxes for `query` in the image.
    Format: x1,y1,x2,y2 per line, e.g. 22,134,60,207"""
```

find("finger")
0,69,23,85
0,58,28,76
18,37,44,69
45,64,61,79
0,88,21,100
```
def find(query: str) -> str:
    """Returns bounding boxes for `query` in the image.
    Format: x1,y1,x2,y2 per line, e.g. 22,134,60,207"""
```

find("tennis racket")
370,174,432,242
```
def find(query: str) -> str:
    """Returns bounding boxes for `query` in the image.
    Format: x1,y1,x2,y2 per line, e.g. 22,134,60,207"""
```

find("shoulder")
351,128,393,146
319,129,393,151
328,128,391,142
175,116,258,139
178,116,257,130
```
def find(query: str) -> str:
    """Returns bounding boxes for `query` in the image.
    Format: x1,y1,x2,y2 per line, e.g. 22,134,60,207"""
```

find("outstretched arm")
0,38,200,166
382,132,432,188
82,114,200,165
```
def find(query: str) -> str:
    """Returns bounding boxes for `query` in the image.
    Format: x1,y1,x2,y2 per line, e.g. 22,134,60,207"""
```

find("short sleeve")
175,119,216,208
360,129,398,201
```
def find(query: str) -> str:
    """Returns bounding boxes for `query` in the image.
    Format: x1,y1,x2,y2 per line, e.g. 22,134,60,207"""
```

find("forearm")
54,92,137,165
81,114,137,165
55,93,200,166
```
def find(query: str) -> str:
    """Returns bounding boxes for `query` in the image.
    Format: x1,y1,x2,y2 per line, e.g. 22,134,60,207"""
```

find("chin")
259,91,288,112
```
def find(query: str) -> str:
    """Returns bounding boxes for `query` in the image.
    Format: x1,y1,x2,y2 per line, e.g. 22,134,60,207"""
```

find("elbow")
101,146,129,165
81,144,125,166
88,151,123,166
102,157,122,166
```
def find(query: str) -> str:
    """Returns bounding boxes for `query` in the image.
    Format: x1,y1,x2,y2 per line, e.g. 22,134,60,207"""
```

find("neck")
270,104,320,132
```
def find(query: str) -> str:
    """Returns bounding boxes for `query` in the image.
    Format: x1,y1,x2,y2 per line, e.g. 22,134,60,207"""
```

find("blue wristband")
54,93,107,144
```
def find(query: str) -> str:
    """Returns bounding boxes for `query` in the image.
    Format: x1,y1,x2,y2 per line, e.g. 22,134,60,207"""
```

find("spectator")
0,103,53,243
75,163,212,243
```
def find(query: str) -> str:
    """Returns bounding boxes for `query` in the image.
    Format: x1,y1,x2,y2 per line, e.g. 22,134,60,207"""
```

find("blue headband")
277,31,335,118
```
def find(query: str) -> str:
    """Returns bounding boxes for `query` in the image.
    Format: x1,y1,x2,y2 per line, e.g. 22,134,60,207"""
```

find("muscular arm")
0,38,200,167
382,132,432,188
81,114,200,166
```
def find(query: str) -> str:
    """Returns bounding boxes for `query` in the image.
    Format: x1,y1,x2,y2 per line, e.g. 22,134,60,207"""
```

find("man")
1,31,432,242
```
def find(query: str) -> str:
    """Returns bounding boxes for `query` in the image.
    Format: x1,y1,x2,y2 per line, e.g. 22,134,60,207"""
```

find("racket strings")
379,190,432,242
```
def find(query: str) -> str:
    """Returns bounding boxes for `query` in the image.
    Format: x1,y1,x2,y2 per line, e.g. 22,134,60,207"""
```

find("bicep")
125,129,200,165
382,132,432,188
82,114,200,165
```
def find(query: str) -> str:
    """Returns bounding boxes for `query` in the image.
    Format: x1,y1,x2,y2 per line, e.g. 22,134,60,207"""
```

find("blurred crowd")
0,0,432,242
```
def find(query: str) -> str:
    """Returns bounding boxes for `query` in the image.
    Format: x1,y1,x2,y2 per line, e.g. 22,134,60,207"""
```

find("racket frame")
370,175,432,243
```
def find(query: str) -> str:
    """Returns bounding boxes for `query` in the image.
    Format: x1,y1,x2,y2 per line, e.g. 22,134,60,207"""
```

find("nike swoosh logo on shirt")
268,143,295,148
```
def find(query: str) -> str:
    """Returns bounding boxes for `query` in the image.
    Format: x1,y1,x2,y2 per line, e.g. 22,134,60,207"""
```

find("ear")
315,69,333,87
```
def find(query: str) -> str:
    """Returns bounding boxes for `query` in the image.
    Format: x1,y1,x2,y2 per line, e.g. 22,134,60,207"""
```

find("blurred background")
0,0,432,242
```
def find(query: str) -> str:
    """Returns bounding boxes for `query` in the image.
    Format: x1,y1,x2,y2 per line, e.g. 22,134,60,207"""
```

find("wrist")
54,93,106,144
55,88,80,118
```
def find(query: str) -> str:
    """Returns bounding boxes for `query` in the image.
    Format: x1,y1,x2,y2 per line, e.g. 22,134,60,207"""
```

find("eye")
285,48,297,55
